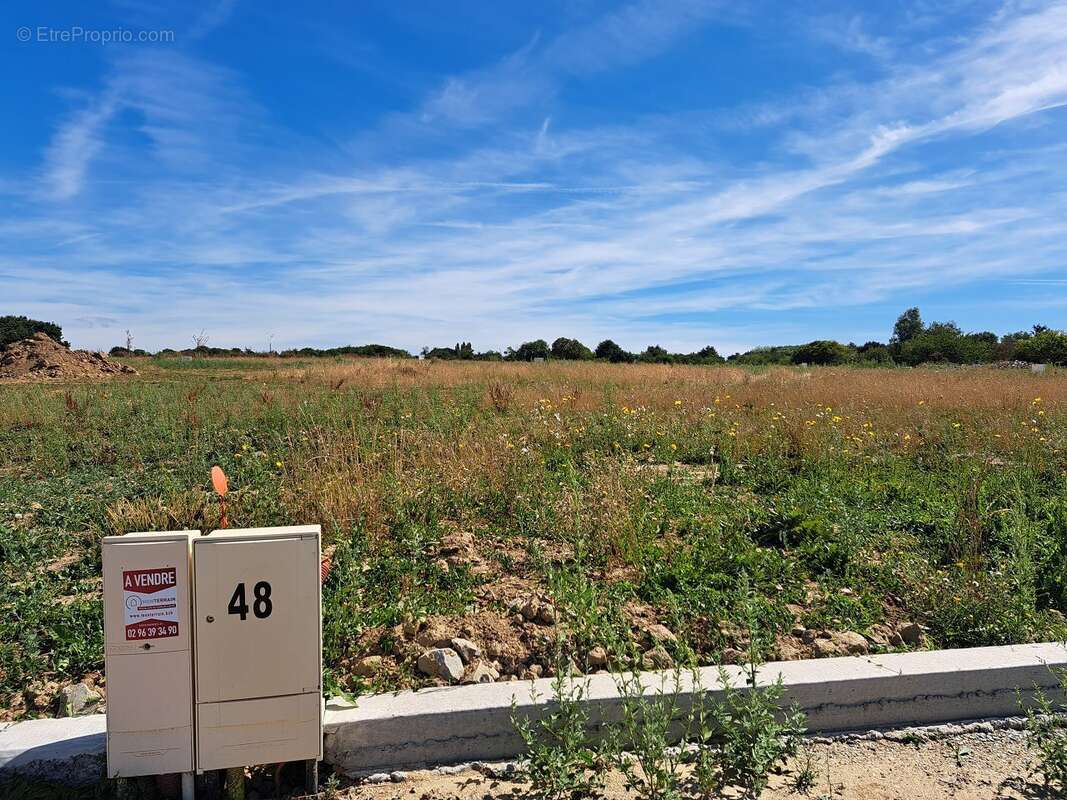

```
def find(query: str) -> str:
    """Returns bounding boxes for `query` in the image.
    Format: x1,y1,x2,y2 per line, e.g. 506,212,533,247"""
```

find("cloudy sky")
2,1,1066,354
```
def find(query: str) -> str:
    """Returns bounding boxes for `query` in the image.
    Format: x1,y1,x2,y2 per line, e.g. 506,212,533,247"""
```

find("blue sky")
2,1,1065,354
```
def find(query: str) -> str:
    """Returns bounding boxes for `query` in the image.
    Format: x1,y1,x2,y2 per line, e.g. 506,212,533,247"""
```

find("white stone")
417,648,465,682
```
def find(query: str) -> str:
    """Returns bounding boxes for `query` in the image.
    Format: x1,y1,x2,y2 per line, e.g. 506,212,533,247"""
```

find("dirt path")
336,726,1042,800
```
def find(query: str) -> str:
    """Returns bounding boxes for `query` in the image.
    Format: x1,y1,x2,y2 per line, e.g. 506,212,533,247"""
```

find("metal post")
305,759,319,795
181,772,196,800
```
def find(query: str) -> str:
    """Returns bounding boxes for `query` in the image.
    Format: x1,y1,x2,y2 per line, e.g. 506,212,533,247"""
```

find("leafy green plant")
790,747,818,794
689,579,805,799
512,648,607,800
1023,669,1067,794
608,661,688,800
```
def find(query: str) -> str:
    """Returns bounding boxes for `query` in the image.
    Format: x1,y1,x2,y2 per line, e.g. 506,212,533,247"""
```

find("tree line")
421,338,727,364
720,308,1066,367
2,311,1065,366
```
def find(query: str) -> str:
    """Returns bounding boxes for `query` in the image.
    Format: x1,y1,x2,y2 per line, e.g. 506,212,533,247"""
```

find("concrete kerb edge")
324,642,1067,775
2,642,1066,785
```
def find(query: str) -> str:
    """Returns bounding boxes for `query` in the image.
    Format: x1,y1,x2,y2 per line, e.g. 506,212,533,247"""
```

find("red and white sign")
123,567,180,640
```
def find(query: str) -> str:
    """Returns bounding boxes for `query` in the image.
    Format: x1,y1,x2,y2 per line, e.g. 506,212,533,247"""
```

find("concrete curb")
324,642,1067,775
2,642,1065,785
0,714,105,786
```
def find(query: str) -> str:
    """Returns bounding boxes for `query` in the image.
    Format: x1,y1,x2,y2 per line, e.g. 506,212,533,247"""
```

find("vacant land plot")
0,359,1064,716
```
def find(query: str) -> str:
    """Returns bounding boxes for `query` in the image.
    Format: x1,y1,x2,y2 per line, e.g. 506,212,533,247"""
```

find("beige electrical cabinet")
102,531,196,778
192,525,322,771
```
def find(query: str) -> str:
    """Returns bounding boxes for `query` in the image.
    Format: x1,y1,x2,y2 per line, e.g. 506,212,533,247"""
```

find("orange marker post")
211,466,229,530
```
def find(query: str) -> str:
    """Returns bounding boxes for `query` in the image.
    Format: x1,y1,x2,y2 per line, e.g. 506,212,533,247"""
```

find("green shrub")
512,653,607,800
1023,669,1067,794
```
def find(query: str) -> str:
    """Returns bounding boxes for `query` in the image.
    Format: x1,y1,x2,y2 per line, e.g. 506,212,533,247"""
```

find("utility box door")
104,535,192,657
194,529,320,704
102,531,195,778
196,693,322,771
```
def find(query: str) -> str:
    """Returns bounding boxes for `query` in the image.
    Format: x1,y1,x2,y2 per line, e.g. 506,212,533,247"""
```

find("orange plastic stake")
211,466,229,529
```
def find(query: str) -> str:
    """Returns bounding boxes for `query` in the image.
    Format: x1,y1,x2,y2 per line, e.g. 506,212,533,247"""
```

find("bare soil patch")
0,333,136,381
339,727,1039,799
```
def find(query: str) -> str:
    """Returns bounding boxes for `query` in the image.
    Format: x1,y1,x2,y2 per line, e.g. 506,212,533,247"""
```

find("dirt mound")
0,333,136,381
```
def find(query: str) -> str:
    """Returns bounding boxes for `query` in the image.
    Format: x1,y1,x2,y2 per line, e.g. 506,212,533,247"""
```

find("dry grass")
1,357,1064,711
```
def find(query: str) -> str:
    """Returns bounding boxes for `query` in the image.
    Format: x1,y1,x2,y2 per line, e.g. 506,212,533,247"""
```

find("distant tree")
791,340,852,366
424,347,456,360
1015,329,1067,365
857,342,892,364
283,344,413,358
595,339,633,363
890,308,924,351
639,345,673,364
897,324,992,365
550,337,594,360
0,315,65,349
687,345,725,364
509,339,551,361
926,321,963,336
729,346,798,365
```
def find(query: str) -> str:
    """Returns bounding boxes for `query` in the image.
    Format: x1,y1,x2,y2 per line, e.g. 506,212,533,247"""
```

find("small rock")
775,637,805,661
417,648,465,682
836,631,869,655
366,773,391,784
464,661,500,684
479,761,518,779
587,646,609,667
790,625,807,638
520,599,541,621
646,623,677,644
865,625,892,647
59,683,101,717
897,623,922,646
813,639,842,658
389,771,407,783
642,646,674,670
435,765,468,776
353,655,386,678
537,604,557,625
449,638,482,664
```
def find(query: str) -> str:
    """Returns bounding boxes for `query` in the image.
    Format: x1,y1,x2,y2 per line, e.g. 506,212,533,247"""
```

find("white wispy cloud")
7,0,1067,353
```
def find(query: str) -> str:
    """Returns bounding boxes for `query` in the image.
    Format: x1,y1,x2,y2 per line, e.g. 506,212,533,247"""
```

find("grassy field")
0,358,1064,717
